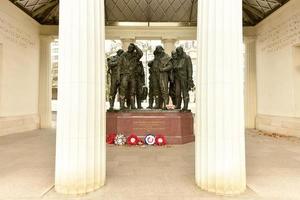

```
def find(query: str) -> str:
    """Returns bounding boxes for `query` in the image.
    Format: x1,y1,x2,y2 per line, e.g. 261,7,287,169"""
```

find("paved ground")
0,129,300,200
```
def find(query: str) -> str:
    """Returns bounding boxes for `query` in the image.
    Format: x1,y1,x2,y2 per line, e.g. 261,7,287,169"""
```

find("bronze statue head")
128,43,135,53
176,46,184,57
117,49,124,56
155,45,164,55
171,50,177,59
148,60,153,67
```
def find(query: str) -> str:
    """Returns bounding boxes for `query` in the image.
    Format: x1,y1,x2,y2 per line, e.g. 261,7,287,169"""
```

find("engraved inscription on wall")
258,12,300,53
133,119,166,132
0,15,36,49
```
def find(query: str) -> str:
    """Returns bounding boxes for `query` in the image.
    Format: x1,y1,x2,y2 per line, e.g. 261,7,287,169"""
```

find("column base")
55,182,105,195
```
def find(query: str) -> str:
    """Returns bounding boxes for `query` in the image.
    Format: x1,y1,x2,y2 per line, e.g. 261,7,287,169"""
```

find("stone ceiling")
9,0,289,26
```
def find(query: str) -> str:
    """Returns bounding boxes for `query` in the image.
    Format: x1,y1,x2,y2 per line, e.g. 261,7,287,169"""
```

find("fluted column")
195,0,246,195
55,0,106,194
121,37,135,50
162,38,177,55
244,38,257,129
39,36,53,128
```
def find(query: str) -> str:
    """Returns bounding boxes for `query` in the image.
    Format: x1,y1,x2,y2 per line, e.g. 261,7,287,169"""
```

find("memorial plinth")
106,110,194,144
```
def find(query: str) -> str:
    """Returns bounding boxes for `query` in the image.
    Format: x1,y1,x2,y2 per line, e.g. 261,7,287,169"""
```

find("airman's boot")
126,98,131,109
153,96,160,109
137,98,142,109
175,97,182,109
120,98,125,110
182,98,189,111
171,97,176,107
162,97,168,110
147,98,153,109
130,97,136,109
109,98,114,111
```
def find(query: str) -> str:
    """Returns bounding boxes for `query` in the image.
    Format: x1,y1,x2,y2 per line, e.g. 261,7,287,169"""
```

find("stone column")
244,38,257,129
55,0,106,195
121,37,135,50
195,0,246,195
39,36,53,128
162,38,177,55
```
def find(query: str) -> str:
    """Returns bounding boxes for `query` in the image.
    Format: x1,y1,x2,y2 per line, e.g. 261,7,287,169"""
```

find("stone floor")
0,129,300,200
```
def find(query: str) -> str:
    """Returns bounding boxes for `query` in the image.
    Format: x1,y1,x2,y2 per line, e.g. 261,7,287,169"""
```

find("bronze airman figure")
173,46,194,110
107,49,124,110
119,43,143,110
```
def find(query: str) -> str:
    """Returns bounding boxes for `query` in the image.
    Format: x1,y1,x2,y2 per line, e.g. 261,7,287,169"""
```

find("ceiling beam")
9,0,35,19
243,9,255,25
243,2,264,19
41,4,58,23
274,0,284,4
265,0,274,10
32,0,58,17
146,0,151,22
272,0,282,5
189,0,195,22
104,0,108,25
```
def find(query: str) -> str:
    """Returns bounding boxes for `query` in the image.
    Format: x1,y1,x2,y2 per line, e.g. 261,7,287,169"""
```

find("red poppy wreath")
127,134,139,145
106,133,117,144
155,134,167,146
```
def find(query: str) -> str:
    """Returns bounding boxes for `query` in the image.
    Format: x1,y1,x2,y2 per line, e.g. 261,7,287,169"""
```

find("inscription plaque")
0,14,36,49
133,119,166,131
258,11,300,53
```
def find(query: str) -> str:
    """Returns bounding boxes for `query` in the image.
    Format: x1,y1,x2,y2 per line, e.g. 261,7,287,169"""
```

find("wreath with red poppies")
106,132,166,146
155,134,167,146
127,134,139,145
106,133,116,144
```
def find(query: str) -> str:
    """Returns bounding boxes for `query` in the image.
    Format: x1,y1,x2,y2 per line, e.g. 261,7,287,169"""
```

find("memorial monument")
106,43,195,144
135,61,147,109
152,45,173,110
107,49,124,111
173,46,195,110
119,43,143,110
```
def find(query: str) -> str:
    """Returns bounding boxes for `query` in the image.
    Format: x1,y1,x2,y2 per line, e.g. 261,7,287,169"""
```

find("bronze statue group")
107,43,194,111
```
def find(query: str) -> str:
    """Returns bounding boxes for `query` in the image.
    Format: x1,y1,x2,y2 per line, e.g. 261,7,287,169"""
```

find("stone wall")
0,1,40,135
256,114,300,137
256,0,300,136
